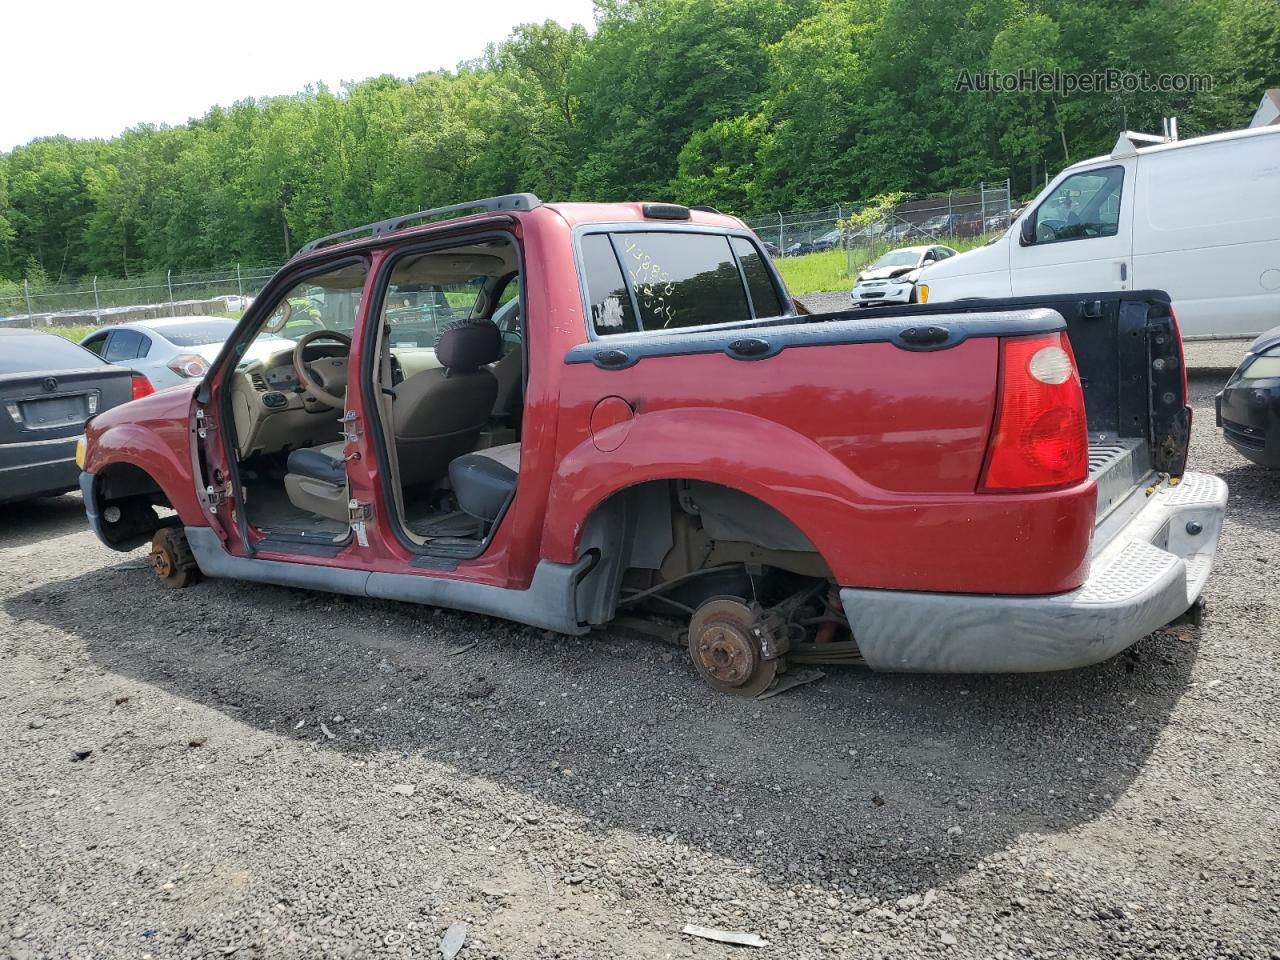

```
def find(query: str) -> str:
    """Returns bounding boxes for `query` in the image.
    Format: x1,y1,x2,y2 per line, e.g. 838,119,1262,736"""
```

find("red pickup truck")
77,195,1227,695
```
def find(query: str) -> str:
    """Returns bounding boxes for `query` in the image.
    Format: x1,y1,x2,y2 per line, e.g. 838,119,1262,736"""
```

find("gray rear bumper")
841,472,1228,673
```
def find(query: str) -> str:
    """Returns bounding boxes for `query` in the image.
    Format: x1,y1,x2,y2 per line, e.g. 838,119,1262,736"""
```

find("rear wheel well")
575,479,832,626
94,463,177,549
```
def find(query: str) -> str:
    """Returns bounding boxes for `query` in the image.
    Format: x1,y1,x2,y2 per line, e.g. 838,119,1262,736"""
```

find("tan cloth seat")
392,319,502,487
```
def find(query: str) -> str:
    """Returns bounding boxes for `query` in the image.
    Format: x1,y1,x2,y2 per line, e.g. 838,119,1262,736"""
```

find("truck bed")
799,289,1187,535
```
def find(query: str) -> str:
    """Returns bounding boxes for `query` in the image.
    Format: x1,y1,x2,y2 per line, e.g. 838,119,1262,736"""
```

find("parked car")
917,123,1280,337
1,329,152,503
917,214,957,236
79,194,1225,696
784,239,814,256
850,245,958,307
811,228,844,252
1217,324,1280,467
759,239,780,257
81,317,244,388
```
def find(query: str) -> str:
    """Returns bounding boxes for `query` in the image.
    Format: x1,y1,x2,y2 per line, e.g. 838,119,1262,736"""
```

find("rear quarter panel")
544,337,1096,595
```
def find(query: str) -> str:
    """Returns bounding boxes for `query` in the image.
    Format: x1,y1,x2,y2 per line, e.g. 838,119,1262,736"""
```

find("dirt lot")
2,349,1278,960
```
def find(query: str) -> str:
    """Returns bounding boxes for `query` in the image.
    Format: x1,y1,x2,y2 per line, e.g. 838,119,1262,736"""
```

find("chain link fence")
1,181,1013,327
746,180,1013,273
0,264,280,328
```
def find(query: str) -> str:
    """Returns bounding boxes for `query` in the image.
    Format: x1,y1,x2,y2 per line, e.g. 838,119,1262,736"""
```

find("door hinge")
348,498,373,547
205,483,227,514
195,407,217,439
341,409,363,443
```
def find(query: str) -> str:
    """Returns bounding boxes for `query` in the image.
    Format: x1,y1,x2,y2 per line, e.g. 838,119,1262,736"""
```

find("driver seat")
282,319,502,524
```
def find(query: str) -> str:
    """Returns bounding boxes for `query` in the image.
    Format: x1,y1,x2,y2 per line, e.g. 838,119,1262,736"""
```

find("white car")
80,317,243,389
850,245,958,307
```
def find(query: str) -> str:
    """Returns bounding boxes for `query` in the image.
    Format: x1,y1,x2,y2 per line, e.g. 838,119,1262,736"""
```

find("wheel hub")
687,597,787,697
695,618,759,687
151,547,174,579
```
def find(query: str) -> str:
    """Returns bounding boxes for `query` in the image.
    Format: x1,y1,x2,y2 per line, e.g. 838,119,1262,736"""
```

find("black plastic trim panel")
564,308,1066,369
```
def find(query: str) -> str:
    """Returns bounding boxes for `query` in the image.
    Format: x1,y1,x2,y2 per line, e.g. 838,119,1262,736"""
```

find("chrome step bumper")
840,472,1228,673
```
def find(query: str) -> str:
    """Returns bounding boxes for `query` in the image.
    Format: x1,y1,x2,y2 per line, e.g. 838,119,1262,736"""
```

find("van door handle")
593,348,631,369
1119,262,1128,282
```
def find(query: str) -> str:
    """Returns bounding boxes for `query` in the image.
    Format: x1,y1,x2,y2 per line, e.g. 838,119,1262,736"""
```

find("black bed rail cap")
294,193,542,259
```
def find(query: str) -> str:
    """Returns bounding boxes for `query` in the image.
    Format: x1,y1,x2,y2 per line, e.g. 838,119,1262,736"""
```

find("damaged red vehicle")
78,195,1226,694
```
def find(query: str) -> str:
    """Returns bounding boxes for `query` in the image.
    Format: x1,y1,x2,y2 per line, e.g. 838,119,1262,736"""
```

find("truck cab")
79,194,1227,695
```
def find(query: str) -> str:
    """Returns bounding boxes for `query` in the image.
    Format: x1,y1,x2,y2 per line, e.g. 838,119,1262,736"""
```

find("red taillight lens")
167,353,210,379
980,333,1088,492
130,373,155,401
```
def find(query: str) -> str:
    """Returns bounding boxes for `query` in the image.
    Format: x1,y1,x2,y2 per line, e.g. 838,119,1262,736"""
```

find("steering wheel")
1038,220,1063,242
291,330,352,410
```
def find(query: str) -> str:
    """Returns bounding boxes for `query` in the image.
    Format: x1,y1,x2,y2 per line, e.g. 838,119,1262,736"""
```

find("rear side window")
582,234,639,336
614,232,748,331
730,237,785,318
0,333,106,374
104,329,144,362
583,231,788,336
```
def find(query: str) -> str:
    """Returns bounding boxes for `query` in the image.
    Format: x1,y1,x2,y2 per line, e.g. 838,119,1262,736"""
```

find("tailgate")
0,366,134,445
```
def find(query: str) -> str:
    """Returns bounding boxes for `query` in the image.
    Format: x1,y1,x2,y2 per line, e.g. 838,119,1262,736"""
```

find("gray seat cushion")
287,442,346,486
449,443,520,522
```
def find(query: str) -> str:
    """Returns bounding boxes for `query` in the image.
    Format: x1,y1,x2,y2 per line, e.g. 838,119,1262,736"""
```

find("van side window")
1032,167,1124,244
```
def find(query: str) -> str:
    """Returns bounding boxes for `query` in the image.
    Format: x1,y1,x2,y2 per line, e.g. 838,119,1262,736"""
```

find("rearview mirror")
1019,217,1036,246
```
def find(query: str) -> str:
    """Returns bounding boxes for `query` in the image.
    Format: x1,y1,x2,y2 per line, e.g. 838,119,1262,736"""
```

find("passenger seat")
449,443,519,523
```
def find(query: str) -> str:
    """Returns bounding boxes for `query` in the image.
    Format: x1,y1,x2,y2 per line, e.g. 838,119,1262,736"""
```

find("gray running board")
185,526,590,635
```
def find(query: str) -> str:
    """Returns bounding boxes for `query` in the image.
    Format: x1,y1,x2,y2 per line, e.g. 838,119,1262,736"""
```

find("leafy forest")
0,0,1275,284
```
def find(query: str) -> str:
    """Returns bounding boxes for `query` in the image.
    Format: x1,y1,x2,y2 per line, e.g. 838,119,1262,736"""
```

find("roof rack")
1111,129,1173,159
293,193,542,259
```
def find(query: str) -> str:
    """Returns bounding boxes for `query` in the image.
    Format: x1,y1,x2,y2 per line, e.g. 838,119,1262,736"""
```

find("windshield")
153,319,238,346
0,332,105,374
871,250,921,269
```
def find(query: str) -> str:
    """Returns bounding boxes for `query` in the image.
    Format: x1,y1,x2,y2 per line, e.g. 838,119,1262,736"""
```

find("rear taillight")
167,353,210,379
980,333,1088,492
130,373,155,401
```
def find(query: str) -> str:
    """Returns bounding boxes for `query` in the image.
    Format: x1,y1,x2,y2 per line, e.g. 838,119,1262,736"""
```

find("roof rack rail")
293,193,542,259
1111,130,1171,159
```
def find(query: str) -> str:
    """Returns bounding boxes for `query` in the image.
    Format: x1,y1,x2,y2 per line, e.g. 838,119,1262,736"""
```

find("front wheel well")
93,463,178,549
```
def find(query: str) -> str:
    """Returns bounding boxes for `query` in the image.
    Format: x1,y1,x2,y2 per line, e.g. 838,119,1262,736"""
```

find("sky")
1,0,598,152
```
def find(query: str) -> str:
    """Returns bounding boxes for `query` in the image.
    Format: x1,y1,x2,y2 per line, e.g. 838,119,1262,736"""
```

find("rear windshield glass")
155,320,238,346
0,333,105,374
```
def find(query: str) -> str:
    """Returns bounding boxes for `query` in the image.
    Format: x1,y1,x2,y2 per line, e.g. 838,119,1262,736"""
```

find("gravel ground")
2,363,1279,959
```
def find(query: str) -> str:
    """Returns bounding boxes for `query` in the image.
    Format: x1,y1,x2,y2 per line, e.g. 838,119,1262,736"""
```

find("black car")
1217,325,1280,468
0,329,141,503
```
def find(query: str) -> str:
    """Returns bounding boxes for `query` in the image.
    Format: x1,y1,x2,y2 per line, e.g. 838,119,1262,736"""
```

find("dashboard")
263,364,302,393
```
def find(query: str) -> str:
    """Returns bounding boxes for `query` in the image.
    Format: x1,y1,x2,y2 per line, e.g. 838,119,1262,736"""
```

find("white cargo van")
917,124,1280,338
